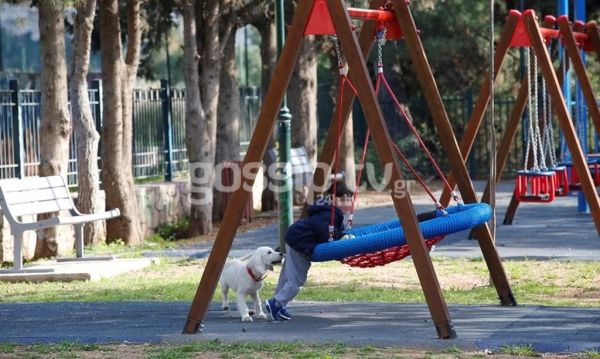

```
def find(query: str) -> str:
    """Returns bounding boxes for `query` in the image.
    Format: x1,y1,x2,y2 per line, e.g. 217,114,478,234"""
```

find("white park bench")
0,175,120,271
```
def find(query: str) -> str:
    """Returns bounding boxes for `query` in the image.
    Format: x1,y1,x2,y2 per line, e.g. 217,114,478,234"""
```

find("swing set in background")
505,13,600,224
436,8,600,234
183,0,517,339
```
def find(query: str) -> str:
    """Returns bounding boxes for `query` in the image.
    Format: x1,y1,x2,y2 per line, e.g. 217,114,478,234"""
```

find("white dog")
219,246,283,322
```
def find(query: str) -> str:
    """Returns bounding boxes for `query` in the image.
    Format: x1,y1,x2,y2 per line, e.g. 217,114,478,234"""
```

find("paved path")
1,181,599,353
1,302,598,353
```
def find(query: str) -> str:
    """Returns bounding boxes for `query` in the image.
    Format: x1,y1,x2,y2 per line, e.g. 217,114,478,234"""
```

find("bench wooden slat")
3,187,71,205
9,198,74,217
0,176,66,193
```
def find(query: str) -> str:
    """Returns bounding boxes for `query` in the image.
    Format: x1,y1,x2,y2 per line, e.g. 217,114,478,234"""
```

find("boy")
265,180,354,321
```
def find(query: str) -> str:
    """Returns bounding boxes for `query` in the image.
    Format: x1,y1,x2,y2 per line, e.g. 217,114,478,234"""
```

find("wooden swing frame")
435,10,600,233
182,0,516,339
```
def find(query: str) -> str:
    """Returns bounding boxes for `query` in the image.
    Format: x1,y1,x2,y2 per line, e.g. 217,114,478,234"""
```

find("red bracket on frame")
304,0,403,39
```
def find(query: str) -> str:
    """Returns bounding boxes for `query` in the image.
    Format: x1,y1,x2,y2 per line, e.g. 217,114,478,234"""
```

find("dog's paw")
248,310,255,316
241,314,254,322
256,312,267,319
222,306,229,311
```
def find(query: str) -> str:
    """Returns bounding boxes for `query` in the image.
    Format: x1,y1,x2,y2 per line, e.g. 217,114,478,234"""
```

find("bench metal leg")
13,231,23,270
75,224,84,258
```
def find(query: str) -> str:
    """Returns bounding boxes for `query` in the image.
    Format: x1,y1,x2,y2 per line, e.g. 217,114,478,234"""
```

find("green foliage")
499,344,540,357
138,0,184,85
442,345,462,354
156,218,190,241
236,26,262,88
0,343,16,353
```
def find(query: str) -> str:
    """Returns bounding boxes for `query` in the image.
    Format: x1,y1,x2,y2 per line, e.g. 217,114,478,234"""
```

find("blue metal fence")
0,81,260,187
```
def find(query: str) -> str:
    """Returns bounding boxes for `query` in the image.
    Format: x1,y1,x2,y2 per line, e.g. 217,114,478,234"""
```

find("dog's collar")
246,266,266,282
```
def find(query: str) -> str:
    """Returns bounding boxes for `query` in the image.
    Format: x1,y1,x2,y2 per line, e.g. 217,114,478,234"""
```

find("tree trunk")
213,31,241,221
339,114,356,191
189,0,220,235
257,17,276,104
35,1,71,259
184,0,209,236
122,0,142,173
287,36,317,204
70,0,104,245
256,17,277,211
329,64,355,191
288,36,318,166
99,0,143,245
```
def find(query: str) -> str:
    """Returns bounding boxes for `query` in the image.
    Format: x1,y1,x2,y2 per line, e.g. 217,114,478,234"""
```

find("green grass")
2,257,600,307
83,235,181,257
0,342,16,353
581,349,600,358
29,341,101,353
499,344,540,357
2,341,596,358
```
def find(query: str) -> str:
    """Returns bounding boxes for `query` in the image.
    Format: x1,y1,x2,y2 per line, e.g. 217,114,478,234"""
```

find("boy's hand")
340,234,355,240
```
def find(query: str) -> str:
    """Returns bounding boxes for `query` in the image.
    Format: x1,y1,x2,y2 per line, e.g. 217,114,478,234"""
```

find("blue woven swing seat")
311,203,492,262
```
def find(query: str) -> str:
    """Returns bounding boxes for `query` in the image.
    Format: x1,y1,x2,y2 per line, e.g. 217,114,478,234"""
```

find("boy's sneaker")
279,306,291,320
265,298,282,321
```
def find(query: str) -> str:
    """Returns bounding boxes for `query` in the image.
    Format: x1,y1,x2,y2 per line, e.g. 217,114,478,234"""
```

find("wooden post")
439,12,520,206
392,0,516,306
558,17,600,140
524,11,600,235
182,0,314,334
327,0,456,339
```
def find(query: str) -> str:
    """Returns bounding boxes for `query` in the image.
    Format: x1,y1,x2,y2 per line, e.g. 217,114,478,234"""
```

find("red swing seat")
551,165,569,197
561,159,600,191
514,170,556,203
341,236,444,268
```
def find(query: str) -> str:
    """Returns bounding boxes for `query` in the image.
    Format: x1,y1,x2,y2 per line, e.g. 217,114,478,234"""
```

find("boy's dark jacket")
285,202,345,257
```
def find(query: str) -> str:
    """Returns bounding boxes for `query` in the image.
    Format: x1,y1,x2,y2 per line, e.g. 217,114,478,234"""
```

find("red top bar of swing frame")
508,10,592,51
347,7,396,22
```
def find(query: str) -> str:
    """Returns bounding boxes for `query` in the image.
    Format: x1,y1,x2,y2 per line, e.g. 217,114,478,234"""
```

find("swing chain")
532,51,547,170
450,191,462,206
330,35,347,75
346,213,354,229
524,48,535,171
546,86,557,166
434,201,448,216
541,77,557,167
376,27,387,73
560,47,569,162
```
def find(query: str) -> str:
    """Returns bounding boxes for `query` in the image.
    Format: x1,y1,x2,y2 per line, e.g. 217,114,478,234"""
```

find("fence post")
92,79,103,171
92,79,103,132
10,80,24,179
161,79,174,182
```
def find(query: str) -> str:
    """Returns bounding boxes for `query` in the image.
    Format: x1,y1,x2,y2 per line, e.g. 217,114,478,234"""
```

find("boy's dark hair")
325,181,354,198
